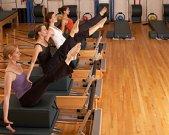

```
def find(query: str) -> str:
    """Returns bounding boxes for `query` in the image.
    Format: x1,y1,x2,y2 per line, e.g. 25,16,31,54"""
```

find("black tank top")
35,43,52,73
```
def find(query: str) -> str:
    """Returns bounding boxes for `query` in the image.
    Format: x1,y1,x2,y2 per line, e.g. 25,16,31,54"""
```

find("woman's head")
3,45,20,61
45,12,57,24
58,6,70,15
34,24,47,40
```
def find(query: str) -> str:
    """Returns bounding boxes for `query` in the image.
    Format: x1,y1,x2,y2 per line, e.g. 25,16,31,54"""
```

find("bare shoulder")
34,44,42,51
4,70,16,81
62,19,67,24
48,28,54,33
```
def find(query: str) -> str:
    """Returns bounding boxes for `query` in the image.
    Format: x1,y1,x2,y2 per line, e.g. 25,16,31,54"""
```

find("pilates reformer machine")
73,35,106,78
80,30,106,58
106,12,133,39
0,80,102,135
148,4,169,40
106,0,134,40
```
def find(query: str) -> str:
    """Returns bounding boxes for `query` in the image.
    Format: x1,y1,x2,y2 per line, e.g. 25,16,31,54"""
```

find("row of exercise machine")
2,0,169,40
76,0,169,40
107,1,169,40
0,6,108,135
148,4,169,40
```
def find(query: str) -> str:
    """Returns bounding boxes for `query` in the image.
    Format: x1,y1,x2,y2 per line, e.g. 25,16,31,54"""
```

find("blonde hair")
3,45,17,60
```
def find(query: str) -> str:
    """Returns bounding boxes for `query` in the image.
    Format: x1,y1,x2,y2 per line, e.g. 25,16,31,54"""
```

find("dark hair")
3,45,17,60
34,24,45,40
58,6,68,14
45,12,54,23
45,12,55,29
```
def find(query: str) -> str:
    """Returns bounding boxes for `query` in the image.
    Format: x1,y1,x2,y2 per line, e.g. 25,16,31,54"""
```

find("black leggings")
19,58,73,107
79,14,103,33
61,14,103,50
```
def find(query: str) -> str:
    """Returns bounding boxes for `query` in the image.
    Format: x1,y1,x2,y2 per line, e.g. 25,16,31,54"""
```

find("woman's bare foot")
70,20,79,37
98,17,107,28
68,43,81,57
100,7,107,16
66,43,81,65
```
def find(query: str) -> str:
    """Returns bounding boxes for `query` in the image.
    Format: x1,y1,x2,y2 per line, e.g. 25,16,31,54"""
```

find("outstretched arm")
45,28,53,42
61,20,66,33
3,72,15,133
26,45,41,82
3,73,12,123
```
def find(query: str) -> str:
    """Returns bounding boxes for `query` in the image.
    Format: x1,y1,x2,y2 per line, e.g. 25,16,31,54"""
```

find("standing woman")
2,44,80,133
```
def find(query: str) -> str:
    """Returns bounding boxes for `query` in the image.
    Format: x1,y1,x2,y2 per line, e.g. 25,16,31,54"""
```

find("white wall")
163,0,169,4
63,0,77,5
2,0,169,21
47,0,62,13
1,0,18,10
147,0,163,20
114,0,129,20
79,0,94,18
99,0,109,3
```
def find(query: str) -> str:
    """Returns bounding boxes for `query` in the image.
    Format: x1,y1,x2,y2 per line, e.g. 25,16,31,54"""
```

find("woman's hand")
6,124,16,133
4,119,13,125
4,119,16,133
26,76,32,84
98,17,107,28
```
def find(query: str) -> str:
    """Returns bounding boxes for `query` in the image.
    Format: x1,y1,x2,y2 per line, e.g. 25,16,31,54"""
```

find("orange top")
65,18,74,32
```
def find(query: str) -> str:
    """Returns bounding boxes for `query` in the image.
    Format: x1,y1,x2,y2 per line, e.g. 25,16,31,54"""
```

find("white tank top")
49,26,66,49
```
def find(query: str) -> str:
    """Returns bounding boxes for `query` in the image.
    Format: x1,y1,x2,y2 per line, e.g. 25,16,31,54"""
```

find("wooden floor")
1,23,169,135
99,23,169,135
